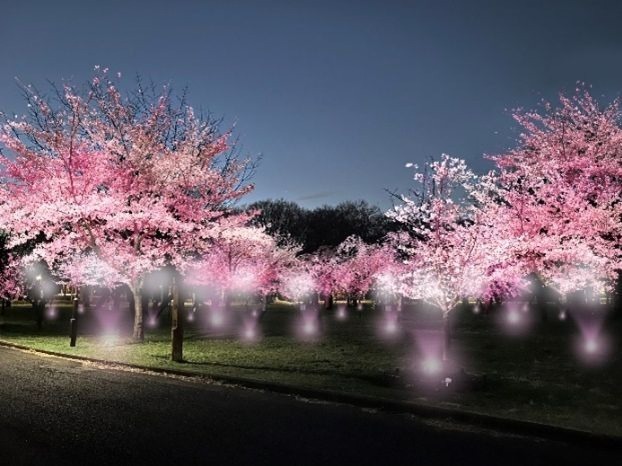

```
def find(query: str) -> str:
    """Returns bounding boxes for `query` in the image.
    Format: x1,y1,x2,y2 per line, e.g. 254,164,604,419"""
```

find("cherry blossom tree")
186,225,299,303
388,156,521,361
0,69,254,344
490,89,622,303
331,236,395,307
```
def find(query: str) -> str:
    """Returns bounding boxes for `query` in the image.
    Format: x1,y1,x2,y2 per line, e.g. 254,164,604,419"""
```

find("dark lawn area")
0,296,620,436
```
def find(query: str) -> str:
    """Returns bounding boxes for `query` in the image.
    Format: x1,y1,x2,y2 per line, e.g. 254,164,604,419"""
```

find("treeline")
246,199,397,253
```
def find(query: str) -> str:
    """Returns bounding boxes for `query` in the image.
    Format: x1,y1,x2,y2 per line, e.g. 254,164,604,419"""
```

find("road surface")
0,345,618,465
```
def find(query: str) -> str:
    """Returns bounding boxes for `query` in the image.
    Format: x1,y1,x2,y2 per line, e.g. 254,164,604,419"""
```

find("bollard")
70,297,79,347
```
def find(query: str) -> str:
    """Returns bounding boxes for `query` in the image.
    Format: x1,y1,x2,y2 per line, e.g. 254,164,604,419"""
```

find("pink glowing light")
507,310,520,324
336,305,347,320
102,333,119,346
303,320,316,335
210,312,224,327
384,319,397,334
187,312,195,322
148,316,157,328
584,338,598,354
243,326,256,341
46,307,57,320
522,303,529,313
422,357,441,375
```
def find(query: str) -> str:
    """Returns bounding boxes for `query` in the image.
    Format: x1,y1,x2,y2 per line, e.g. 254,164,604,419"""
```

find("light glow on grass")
422,356,441,375
584,338,598,354
148,316,157,328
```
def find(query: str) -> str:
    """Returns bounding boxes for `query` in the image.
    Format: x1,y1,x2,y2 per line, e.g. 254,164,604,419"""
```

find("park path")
0,346,618,465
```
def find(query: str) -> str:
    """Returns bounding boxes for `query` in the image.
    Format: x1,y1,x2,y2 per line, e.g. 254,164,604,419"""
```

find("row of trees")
1,71,620,365
247,199,393,253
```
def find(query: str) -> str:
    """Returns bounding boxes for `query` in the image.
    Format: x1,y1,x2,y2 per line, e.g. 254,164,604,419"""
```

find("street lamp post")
70,296,79,347
171,273,184,362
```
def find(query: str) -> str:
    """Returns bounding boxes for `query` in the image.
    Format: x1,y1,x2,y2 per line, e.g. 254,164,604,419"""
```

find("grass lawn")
1,297,620,436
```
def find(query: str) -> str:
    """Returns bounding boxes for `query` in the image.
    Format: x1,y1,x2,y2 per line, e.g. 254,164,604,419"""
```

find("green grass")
1,299,620,436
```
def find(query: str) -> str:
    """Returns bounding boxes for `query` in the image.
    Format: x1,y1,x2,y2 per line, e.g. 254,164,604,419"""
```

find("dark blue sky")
2,0,622,209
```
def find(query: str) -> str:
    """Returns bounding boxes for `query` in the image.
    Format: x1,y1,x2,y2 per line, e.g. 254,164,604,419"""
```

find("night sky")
1,0,622,209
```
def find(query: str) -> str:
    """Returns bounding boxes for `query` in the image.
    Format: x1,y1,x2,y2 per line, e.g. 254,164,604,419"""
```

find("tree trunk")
171,275,184,362
325,293,334,310
130,282,144,341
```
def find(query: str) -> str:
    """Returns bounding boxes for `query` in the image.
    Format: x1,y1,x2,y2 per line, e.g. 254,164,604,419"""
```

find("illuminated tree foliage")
0,69,253,340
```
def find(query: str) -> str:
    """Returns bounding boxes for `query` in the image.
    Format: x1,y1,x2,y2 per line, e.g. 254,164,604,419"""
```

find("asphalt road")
0,346,619,466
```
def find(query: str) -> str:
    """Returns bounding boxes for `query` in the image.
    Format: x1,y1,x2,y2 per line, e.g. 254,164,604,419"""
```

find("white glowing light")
473,304,480,315
384,319,397,334
558,310,567,321
303,320,316,335
211,312,224,327
337,308,346,320
584,339,598,354
507,311,520,325
444,377,452,387
102,333,118,346
244,327,256,340
251,310,258,318
35,274,42,281
356,303,363,311
522,303,529,313
422,357,441,375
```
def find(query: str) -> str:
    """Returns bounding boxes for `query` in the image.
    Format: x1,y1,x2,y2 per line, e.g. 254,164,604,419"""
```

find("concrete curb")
1,339,620,451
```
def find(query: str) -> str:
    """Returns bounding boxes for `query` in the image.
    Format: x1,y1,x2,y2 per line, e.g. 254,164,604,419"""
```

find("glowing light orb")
558,310,567,321
102,333,119,346
584,339,598,354
356,303,363,311
78,304,85,314
444,377,453,387
303,320,316,335
337,306,347,320
251,310,258,318
422,357,441,375
46,307,57,319
384,319,397,334
473,304,480,315
507,311,520,325
244,327,256,340
522,303,529,313
211,312,224,327
148,316,157,328
187,312,195,322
